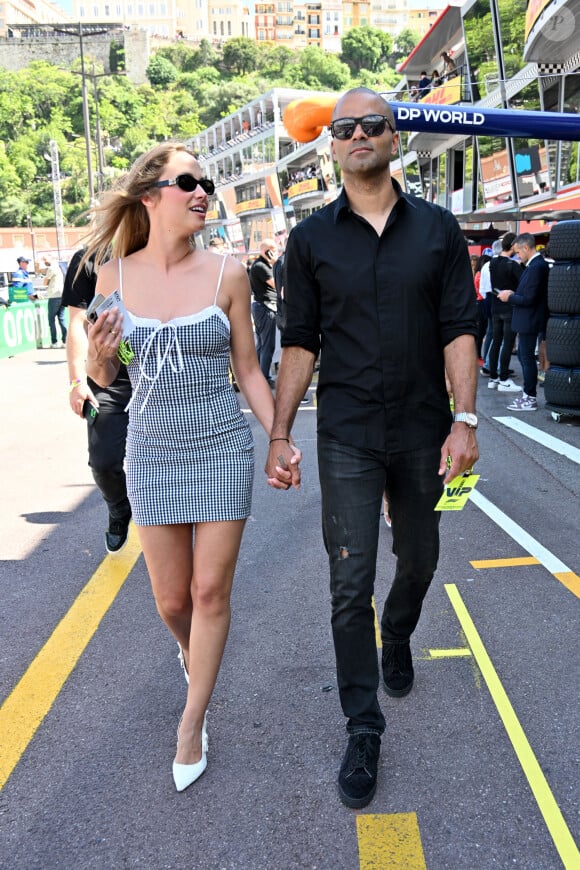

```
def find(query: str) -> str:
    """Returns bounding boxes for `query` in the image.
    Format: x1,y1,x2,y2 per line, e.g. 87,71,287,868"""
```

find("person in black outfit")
498,233,550,411
487,233,523,392
266,88,479,810
249,239,278,386
62,249,132,553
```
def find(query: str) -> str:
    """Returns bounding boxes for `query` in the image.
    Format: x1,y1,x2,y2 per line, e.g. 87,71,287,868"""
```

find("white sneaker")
507,394,538,411
498,378,520,392
488,378,499,389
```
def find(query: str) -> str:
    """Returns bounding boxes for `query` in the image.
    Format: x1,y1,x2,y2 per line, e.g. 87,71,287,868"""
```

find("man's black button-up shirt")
281,180,478,453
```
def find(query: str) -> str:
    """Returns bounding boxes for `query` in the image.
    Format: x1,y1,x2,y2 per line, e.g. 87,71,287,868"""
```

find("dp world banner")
390,101,580,142
0,301,52,359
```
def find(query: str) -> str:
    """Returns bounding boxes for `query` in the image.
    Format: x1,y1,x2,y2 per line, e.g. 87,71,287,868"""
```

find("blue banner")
390,101,580,141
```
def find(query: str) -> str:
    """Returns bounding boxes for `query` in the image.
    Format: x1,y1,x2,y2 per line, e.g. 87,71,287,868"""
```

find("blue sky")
53,0,73,14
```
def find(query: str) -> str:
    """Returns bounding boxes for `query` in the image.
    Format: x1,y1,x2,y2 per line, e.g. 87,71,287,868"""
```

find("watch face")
456,413,478,427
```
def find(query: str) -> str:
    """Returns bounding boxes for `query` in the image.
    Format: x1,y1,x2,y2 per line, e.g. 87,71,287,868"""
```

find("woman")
84,142,299,792
440,51,457,81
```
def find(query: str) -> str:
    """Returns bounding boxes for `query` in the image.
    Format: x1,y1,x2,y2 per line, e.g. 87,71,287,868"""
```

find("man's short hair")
491,240,503,256
514,232,535,249
501,232,517,251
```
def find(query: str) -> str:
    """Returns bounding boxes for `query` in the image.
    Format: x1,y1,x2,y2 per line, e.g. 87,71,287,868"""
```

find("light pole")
78,24,95,204
53,23,113,205
44,140,65,260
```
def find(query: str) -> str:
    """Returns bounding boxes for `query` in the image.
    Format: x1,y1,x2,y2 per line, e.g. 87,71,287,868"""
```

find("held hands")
265,438,302,490
439,424,479,484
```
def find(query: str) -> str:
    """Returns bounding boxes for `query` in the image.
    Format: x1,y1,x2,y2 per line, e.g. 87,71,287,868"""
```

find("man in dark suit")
497,233,549,411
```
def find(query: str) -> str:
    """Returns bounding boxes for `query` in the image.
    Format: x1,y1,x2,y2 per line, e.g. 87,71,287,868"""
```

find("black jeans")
488,309,514,381
317,438,443,733
251,301,277,382
87,379,131,522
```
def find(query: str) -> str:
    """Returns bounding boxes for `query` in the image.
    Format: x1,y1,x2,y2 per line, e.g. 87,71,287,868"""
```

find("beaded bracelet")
69,378,84,393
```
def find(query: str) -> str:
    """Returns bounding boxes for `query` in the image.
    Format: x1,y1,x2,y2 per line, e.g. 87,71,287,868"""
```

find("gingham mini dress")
120,255,254,525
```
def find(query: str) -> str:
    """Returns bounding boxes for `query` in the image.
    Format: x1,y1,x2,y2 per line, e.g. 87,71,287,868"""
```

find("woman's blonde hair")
82,141,198,271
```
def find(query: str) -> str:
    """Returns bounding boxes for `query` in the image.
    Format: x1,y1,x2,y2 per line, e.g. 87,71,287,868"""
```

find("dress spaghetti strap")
213,255,227,307
118,257,123,298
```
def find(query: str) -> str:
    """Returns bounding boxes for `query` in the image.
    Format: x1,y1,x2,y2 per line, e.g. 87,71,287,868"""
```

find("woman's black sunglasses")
330,114,395,141
153,174,215,195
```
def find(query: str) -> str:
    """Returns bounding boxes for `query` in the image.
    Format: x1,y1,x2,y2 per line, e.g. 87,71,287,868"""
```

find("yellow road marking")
357,812,427,869
470,557,540,568
446,583,580,869
553,571,580,598
372,597,382,648
427,648,472,658
0,528,142,791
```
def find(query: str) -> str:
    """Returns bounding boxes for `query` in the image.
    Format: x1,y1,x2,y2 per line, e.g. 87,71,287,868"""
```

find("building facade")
0,0,72,36
66,0,445,47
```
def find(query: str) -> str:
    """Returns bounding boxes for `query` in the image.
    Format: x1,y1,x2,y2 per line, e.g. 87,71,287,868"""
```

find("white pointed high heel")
177,644,189,685
172,712,209,793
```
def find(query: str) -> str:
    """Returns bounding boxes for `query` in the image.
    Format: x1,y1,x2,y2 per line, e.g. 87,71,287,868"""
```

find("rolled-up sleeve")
439,211,478,347
280,223,321,357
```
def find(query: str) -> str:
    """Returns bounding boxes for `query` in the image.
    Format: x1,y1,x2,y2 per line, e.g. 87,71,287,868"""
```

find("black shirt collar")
332,177,417,223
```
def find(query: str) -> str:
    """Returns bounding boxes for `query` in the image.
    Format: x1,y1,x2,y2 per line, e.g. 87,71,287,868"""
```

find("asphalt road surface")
1,347,579,870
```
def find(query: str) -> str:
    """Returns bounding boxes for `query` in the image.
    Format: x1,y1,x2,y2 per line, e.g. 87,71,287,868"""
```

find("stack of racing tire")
544,220,580,421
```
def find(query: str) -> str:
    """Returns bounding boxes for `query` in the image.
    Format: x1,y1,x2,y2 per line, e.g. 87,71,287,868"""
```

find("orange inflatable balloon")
283,95,339,143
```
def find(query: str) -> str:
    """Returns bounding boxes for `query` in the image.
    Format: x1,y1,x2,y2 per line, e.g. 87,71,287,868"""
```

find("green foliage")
288,47,351,91
109,40,125,73
257,44,294,77
146,55,179,88
392,28,420,65
222,38,259,76
198,79,262,127
342,26,392,73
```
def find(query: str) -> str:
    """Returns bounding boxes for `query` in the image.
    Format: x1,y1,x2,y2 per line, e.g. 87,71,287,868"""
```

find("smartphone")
86,293,106,323
83,399,99,426
491,288,500,296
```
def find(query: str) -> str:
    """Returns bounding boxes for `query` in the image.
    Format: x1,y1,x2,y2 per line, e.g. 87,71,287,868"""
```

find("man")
497,232,549,411
266,88,479,809
62,249,132,553
487,233,523,393
42,255,67,348
12,256,35,303
417,71,431,98
477,246,495,374
249,239,278,386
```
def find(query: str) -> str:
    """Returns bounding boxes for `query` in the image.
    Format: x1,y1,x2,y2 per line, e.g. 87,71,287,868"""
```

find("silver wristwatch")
453,412,478,429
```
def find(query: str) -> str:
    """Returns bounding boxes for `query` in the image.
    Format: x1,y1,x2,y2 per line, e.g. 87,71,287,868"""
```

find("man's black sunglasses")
153,174,215,195
330,114,395,141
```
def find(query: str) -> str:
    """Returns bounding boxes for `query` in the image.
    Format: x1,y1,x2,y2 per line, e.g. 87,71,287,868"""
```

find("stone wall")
0,29,149,85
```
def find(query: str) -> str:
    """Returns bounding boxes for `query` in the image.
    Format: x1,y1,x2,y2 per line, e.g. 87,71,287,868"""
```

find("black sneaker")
382,641,414,697
338,733,381,809
105,515,131,554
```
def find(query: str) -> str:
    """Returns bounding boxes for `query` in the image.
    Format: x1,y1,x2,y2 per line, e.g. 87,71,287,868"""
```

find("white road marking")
469,490,572,575
493,416,580,464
